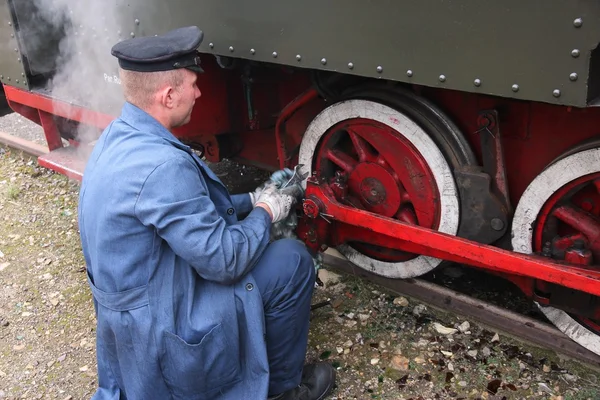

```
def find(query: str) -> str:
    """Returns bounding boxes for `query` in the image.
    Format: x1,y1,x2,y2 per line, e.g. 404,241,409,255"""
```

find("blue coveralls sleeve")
231,193,253,217
134,157,272,284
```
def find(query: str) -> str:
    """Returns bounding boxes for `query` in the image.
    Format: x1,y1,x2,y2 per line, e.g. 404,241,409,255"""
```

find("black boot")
267,362,336,400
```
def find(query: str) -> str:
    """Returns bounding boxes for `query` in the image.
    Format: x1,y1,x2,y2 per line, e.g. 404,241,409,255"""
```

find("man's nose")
195,88,201,99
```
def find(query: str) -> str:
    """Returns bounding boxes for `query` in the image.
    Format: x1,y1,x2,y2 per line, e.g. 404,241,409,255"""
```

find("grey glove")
249,183,269,206
255,183,298,223
249,168,296,206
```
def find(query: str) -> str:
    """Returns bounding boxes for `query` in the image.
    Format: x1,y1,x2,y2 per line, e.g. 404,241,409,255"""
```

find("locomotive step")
37,146,85,182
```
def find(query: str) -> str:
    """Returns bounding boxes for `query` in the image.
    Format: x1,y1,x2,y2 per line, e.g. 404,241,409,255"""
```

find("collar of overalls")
119,101,193,154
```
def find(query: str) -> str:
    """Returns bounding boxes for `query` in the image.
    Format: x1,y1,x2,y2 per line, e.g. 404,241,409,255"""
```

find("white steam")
28,0,144,146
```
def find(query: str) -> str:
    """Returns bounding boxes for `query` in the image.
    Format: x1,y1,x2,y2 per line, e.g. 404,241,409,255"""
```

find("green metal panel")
4,0,600,107
188,0,600,107
128,0,600,107
0,0,28,90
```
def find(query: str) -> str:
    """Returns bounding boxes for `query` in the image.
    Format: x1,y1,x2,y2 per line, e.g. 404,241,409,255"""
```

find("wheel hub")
349,163,400,217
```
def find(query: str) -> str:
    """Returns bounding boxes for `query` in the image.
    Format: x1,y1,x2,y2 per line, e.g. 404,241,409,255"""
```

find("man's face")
172,69,201,128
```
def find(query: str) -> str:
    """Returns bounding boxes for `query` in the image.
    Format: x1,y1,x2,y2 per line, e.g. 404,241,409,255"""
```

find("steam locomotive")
2,0,600,356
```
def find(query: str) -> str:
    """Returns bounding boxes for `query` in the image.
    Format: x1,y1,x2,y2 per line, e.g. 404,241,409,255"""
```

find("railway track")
2,130,600,370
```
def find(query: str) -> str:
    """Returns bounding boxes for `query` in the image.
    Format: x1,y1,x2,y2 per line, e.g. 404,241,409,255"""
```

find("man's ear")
157,86,176,109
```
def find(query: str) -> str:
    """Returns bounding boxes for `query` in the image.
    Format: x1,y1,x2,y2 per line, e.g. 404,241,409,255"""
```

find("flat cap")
111,26,204,73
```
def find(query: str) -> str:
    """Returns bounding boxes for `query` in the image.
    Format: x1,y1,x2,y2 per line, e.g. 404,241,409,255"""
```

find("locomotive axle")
299,176,600,298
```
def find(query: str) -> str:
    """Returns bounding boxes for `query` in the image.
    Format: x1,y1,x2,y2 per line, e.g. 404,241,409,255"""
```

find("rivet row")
204,44,581,98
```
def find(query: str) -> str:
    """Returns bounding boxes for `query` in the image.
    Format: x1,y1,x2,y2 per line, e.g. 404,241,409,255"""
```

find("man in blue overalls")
78,25,336,400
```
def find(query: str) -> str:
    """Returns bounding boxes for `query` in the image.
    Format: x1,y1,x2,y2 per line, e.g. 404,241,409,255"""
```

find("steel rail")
0,131,47,156
322,253,600,369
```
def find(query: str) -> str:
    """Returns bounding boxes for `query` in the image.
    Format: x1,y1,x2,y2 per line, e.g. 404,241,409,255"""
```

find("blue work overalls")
78,102,315,399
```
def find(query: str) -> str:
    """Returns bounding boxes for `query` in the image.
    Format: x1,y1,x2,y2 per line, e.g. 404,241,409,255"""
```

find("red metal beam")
305,181,600,297
3,86,114,129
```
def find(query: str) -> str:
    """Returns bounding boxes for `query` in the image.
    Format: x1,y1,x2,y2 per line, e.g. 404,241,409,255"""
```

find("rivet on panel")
10,34,13,38
573,18,583,28
21,73,24,77
406,69,413,77
474,78,481,87
347,62,354,69
135,19,140,25
439,74,446,82
130,32,135,38
570,72,578,81
571,49,580,58
296,54,302,61
376,66,383,73
17,58,20,62
272,51,278,58
320,58,327,65
553,89,561,97
7,77,10,81
229,46,234,52
15,79,19,83
0,75,3,79
512,84,519,92
209,43,214,49
8,22,11,26
14,48,17,52
250,49,256,55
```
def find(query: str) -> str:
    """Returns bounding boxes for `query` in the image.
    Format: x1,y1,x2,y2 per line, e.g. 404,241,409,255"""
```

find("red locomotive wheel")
299,88,476,278
313,117,440,263
512,144,600,356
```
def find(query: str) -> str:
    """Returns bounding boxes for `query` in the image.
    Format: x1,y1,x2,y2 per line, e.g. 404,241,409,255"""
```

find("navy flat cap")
111,26,204,73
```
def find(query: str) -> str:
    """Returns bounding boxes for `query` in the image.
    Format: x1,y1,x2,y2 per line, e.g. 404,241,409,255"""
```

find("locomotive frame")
2,0,600,356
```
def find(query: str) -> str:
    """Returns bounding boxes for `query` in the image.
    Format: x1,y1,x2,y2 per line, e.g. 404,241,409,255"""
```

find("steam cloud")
26,0,144,147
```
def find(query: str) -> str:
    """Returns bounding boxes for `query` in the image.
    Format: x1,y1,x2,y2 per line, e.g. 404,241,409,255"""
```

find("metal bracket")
476,110,512,214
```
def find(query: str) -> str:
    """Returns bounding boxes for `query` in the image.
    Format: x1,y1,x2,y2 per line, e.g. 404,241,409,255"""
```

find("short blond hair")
119,68,185,109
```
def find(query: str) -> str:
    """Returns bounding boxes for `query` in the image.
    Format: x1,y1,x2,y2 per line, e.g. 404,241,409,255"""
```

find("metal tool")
282,164,309,189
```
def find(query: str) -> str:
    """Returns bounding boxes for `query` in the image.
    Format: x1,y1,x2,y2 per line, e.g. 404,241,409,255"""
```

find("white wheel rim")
299,99,460,278
512,147,600,356
536,302,600,356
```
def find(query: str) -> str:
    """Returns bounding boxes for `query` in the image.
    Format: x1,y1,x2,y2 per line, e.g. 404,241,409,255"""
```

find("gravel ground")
0,113,46,146
1,113,600,399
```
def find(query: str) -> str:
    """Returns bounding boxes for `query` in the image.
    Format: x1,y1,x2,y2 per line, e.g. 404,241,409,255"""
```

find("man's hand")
249,168,294,206
254,183,297,223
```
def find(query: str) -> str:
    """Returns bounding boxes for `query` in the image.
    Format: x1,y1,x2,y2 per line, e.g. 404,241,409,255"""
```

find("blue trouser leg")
252,238,316,396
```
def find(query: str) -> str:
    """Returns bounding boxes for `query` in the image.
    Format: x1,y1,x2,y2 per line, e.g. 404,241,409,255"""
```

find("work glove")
255,183,299,223
249,168,299,206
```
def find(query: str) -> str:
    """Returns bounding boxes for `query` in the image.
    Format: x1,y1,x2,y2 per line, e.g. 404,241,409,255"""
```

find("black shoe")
268,362,336,400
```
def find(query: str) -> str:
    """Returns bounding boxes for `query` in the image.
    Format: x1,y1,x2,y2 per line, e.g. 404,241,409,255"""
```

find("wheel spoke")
594,179,600,194
348,129,376,163
553,205,600,251
325,148,357,173
375,155,391,170
396,207,417,224
552,233,586,250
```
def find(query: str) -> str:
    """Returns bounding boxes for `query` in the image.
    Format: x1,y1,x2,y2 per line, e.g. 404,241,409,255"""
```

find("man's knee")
268,239,316,283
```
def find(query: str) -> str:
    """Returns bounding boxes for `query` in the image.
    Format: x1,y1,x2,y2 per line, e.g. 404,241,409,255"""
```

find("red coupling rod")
306,183,600,297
